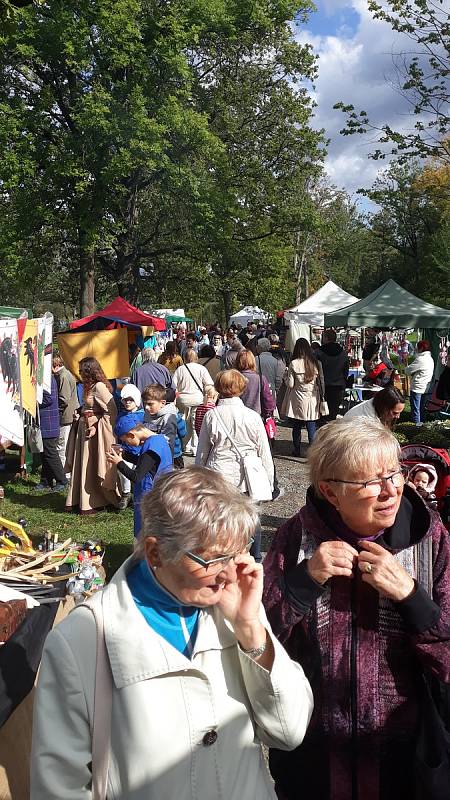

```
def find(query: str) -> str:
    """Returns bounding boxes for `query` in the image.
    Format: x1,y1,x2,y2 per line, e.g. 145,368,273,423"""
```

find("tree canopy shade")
68,297,166,332
284,280,359,326
324,279,450,329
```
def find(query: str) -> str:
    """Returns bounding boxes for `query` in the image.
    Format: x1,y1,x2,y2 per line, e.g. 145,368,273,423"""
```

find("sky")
295,0,421,209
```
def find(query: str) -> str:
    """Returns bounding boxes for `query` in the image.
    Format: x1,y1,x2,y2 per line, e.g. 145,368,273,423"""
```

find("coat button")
202,730,218,746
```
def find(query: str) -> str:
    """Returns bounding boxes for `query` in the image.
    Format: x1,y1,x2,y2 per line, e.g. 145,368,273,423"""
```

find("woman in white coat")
281,338,324,456
196,369,274,562
173,350,213,455
31,467,313,800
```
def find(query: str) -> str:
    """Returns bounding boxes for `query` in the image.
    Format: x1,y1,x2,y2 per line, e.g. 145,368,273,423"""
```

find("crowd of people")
29,321,450,800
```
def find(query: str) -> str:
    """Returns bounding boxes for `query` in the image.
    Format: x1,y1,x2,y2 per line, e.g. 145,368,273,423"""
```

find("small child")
142,384,177,456
408,463,438,510
107,414,172,537
115,385,144,508
194,386,218,436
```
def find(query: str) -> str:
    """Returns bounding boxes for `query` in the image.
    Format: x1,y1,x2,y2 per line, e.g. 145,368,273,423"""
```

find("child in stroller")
407,462,438,511
401,444,450,529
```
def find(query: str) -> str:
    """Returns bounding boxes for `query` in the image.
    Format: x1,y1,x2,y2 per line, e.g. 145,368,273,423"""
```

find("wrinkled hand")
217,554,266,648
358,540,415,601
85,426,96,439
307,540,358,585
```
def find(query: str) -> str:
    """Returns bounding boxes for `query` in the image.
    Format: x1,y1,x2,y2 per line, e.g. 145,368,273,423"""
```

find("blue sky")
293,1,419,209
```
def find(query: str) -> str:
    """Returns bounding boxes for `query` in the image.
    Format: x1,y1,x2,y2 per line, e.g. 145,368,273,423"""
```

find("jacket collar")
101,556,236,688
300,484,431,553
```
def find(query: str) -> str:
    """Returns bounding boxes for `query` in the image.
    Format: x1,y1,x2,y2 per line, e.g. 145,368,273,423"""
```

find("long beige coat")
65,381,120,513
281,358,324,421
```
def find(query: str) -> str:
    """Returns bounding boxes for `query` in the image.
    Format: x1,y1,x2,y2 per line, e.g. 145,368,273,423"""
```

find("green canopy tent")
324,279,450,329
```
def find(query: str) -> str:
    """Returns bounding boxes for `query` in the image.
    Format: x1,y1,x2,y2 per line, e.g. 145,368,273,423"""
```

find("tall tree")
335,0,450,164
0,0,324,319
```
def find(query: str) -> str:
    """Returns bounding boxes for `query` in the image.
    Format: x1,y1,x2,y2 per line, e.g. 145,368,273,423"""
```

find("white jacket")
195,397,274,491
173,362,213,404
405,351,434,393
344,398,378,420
31,557,313,800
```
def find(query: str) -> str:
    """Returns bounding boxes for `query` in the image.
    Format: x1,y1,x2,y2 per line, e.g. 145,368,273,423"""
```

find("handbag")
214,410,273,502
184,363,205,394
316,368,329,418
27,408,43,453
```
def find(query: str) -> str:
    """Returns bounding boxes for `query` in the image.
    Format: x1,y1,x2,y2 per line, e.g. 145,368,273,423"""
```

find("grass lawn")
0,461,134,577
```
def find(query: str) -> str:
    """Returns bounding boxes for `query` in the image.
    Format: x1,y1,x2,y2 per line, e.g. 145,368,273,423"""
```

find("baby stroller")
401,444,450,531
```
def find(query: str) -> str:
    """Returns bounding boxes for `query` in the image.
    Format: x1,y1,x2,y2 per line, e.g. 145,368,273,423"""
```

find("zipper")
350,577,358,800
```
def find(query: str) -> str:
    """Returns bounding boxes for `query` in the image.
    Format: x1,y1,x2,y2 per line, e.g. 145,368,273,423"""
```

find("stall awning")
68,297,166,332
324,279,450,329
284,281,359,326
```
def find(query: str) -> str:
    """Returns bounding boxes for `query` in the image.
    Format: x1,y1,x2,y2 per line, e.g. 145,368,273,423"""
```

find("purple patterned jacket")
263,485,450,800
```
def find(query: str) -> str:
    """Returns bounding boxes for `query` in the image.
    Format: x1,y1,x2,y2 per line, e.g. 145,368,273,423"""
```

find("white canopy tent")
284,281,359,326
229,305,269,326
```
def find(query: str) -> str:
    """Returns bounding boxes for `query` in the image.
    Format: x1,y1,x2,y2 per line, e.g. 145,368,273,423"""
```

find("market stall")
324,279,450,329
283,281,359,352
229,305,269,326
59,297,166,379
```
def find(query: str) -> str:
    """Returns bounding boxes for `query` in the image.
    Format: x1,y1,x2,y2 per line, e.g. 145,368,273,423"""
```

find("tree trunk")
222,289,232,327
79,245,95,316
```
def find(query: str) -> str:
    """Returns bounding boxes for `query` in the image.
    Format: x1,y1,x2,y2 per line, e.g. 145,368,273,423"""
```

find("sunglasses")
184,538,254,570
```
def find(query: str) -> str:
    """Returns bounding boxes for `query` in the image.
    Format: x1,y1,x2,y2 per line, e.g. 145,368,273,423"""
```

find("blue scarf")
127,559,199,657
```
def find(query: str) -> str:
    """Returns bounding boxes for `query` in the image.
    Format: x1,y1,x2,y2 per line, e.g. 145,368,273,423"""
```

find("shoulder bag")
184,363,204,394
214,410,273,502
78,596,112,800
315,366,329,418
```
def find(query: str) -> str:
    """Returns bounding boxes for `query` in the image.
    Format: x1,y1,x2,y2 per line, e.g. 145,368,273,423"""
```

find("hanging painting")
19,319,38,417
0,318,23,446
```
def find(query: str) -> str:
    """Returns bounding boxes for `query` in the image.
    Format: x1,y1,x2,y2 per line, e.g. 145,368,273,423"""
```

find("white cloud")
296,1,426,206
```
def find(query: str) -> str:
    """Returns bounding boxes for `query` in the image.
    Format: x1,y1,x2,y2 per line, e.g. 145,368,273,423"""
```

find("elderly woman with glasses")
31,467,313,800
263,418,450,800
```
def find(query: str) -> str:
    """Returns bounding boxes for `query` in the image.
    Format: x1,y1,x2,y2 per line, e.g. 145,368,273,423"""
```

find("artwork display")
0,319,23,446
42,313,53,393
19,319,38,417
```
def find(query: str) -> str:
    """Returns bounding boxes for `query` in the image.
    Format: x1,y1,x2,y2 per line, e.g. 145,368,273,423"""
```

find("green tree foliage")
0,0,324,320
334,0,450,164
357,160,448,305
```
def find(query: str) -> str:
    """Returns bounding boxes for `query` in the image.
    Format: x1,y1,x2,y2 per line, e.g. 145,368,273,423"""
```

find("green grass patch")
0,471,134,577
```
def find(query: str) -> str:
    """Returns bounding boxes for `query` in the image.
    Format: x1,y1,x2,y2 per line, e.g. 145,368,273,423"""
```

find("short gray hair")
257,337,270,353
137,467,259,561
308,418,401,497
141,348,157,363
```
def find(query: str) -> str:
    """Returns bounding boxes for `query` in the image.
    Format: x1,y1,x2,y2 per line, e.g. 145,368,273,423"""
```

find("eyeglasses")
324,470,404,498
184,538,254,570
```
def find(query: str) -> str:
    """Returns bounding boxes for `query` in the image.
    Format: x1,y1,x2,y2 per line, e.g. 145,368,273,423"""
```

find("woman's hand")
307,540,358,585
358,540,415,601
217,554,266,648
85,426,96,439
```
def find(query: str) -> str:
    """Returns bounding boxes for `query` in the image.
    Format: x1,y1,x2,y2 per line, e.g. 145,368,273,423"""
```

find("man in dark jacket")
36,375,68,491
316,330,349,421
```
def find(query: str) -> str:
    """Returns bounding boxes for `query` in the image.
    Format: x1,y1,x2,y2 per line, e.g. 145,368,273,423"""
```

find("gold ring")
364,563,372,574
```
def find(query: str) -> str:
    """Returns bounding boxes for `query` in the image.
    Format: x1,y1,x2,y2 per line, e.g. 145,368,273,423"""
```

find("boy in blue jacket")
107,413,172,537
